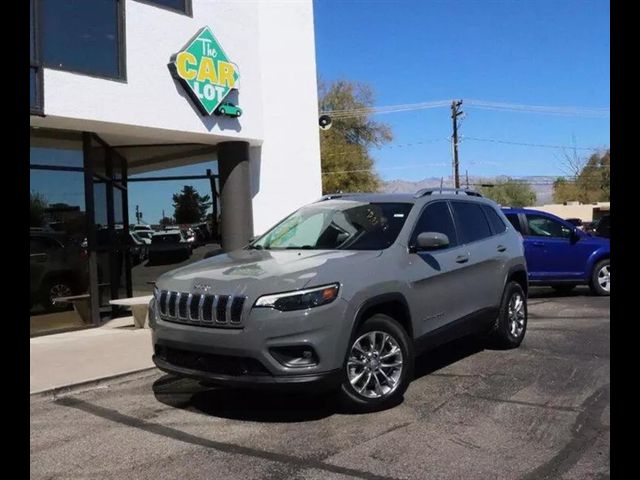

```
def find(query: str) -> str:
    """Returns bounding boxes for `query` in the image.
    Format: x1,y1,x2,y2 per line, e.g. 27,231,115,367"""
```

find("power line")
465,99,609,118
320,98,609,119
461,136,606,151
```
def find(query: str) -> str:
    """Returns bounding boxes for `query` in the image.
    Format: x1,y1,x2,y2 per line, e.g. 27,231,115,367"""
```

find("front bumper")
153,354,341,391
150,297,351,391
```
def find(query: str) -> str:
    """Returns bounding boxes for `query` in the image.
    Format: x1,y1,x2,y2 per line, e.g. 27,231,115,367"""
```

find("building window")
30,129,89,336
38,0,126,80
134,0,192,16
30,0,43,114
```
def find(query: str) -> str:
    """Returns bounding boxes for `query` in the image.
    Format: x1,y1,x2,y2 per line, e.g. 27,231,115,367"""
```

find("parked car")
129,232,149,264
150,189,528,411
30,231,89,311
502,208,610,295
132,225,154,234
135,230,153,244
148,231,192,263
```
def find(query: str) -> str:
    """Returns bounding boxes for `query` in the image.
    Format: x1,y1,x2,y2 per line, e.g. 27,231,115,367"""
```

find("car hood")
155,249,382,296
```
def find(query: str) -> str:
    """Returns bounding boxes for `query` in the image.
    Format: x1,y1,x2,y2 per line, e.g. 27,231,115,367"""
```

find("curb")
30,367,159,401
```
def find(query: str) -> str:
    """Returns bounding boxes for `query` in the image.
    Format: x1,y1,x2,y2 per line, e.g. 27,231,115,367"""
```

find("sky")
127,0,610,224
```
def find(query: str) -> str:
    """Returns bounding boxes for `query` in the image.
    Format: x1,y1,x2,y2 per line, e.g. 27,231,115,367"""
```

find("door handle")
455,254,469,264
497,245,507,252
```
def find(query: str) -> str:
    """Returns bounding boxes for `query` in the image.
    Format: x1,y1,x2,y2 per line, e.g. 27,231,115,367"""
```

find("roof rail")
414,188,483,198
317,193,348,202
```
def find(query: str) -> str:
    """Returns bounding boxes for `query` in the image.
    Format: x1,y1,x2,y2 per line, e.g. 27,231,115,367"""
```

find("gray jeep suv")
150,189,528,410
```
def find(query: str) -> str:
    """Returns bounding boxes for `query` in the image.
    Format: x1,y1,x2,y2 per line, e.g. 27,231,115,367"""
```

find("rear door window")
450,201,492,244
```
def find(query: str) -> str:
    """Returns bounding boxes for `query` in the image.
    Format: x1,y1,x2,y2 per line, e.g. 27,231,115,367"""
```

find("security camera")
319,115,332,130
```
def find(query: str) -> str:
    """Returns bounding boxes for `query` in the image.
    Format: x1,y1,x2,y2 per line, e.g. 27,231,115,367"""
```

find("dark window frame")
30,0,44,115
408,200,460,250
133,0,193,16
37,0,128,82
449,200,493,245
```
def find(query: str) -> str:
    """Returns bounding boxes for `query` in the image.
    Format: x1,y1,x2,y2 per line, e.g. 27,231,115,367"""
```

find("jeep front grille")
156,290,246,328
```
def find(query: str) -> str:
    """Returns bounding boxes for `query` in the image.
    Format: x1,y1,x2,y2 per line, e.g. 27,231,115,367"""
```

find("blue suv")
502,208,610,295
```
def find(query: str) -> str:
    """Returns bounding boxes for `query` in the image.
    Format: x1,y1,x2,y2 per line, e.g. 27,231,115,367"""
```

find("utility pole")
465,170,469,189
451,100,464,188
135,205,141,224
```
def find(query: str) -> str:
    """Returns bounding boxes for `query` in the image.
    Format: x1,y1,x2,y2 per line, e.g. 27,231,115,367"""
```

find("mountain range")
381,175,556,205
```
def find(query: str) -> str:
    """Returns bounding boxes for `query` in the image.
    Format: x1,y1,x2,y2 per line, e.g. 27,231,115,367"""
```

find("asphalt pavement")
30,287,610,480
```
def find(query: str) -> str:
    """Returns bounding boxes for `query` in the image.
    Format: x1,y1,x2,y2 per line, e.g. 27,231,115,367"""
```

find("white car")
149,231,191,263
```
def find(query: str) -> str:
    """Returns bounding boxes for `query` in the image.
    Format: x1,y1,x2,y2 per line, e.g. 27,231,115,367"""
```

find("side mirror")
414,232,450,252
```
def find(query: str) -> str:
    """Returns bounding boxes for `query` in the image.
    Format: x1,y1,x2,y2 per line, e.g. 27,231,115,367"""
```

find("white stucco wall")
251,0,322,234
31,0,321,232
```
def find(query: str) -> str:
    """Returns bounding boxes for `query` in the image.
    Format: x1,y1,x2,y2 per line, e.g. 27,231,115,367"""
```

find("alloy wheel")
597,264,610,292
347,331,404,399
508,292,526,338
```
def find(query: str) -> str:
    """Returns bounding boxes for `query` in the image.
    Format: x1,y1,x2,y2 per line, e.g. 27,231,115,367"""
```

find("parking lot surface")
30,288,609,480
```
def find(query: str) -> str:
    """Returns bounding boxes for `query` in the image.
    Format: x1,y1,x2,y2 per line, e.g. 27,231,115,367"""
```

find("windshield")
137,231,152,239
251,201,413,250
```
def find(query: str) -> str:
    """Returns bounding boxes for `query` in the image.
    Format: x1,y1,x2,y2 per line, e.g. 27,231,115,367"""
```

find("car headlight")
254,283,340,312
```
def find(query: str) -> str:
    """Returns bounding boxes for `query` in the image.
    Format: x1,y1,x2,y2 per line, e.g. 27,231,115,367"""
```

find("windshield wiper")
285,245,313,249
247,244,264,250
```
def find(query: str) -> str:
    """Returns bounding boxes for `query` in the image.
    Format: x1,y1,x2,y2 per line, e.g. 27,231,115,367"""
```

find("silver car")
149,189,528,411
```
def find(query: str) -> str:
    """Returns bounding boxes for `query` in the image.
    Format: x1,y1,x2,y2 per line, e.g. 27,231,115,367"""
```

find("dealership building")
30,0,322,332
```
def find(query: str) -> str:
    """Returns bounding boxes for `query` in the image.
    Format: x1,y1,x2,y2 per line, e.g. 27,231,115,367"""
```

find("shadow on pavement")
152,375,340,422
527,286,592,299
152,335,490,421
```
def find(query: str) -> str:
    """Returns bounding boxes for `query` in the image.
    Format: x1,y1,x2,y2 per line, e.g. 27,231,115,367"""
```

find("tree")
479,178,537,207
319,79,393,194
30,192,48,227
553,150,610,203
172,185,211,224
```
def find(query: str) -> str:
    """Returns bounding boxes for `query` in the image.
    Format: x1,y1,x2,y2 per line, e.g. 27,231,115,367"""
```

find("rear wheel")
490,281,528,349
339,314,414,412
590,259,610,296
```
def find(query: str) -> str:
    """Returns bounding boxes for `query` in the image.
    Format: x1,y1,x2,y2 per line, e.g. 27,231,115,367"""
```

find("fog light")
269,346,318,367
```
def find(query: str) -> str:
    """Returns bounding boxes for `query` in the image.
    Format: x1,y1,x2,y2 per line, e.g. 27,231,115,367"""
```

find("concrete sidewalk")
30,316,155,395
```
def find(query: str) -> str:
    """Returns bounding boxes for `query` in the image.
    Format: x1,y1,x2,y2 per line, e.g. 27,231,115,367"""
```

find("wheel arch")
351,293,414,340
506,265,529,297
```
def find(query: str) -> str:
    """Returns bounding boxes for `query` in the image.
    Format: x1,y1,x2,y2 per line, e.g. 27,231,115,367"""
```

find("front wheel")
489,281,528,349
339,314,414,412
590,259,610,296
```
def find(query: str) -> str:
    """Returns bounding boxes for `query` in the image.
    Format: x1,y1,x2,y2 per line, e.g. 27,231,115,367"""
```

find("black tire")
40,277,75,312
589,259,610,296
490,281,528,349
552,284,576,294
339,314,414,412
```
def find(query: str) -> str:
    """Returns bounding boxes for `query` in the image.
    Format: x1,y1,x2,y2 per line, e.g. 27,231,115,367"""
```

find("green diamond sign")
170,27,240,116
